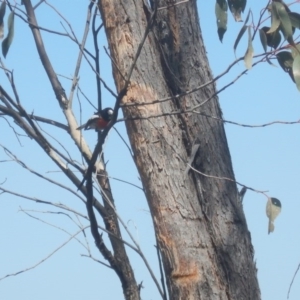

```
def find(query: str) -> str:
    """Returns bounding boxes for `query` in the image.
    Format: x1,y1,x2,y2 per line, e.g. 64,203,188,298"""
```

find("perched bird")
266,197,282,234
77,107,113,131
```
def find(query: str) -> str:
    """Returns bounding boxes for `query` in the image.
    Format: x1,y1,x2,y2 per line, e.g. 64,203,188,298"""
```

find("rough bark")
98,0,260,299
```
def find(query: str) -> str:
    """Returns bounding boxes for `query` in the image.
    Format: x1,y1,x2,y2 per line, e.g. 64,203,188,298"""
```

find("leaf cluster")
215,0,247,42
216,0,300,91
259,1,300,90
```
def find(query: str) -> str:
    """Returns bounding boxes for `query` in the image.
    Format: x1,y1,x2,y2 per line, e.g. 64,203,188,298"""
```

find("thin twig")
188,164,268,197
92,6,103,111
97,173,144,191
0,226,90,281
77,84,98,110
81,254,112,269
113,127,135,158
19,208,89,251
0,186,89,218
0,144,86,203
69,1,94,106
287,263,300,299
252,0,271,41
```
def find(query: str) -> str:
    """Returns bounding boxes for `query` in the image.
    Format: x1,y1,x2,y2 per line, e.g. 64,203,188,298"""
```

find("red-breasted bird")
77,107,114,131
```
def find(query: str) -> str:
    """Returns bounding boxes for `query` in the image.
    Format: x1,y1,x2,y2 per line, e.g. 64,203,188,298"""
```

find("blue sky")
0,1,299,299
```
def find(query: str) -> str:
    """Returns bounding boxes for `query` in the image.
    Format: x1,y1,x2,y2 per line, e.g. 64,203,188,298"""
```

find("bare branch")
188,164,268,197
0,144,86,203
0,186,89,219
30,114,69,131
68,1,95,106
81,253,113,269
0,226,90,281
287,263,300,299
97,173,144,191
19,208,89,251
147,119,269,198
92,6,103,111
113,127,135,158
77,84,97,111
85,176,118,272
0,60,21,104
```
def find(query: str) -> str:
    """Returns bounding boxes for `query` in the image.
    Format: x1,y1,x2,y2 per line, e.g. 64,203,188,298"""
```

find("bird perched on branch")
77,107,113,131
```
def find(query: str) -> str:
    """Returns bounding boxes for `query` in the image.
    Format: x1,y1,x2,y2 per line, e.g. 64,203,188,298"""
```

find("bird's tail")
268,220,274,234
76,123,86,130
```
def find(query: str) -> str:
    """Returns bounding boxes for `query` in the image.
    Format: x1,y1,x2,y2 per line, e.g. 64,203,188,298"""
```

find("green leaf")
276,51,293,72
215,0,228,42
259,29,267,52
274,2,293,40
276,51,295,82
2,12,14,58
0,2,6,39
266,56,277,67
267,3,281,34
288,12,300,29
233,24,247,54
244,26,253,69
292,54,300,91
269,28,281,49
291,44,300,59
233,10,251,55
260,26,281,49
228,0,247,22
281,1,291,13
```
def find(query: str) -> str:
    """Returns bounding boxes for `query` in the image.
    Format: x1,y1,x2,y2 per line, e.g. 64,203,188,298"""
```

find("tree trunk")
98,0,260,299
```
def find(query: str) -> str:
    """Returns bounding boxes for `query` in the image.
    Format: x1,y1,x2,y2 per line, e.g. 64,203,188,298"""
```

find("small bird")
77,107,114,131
266,197,282,234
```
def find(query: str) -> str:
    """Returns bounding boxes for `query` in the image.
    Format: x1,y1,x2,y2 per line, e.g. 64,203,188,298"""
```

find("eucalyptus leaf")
267,2,281,34
259,29,267,52
276,51,293,72
2,12,14,58
276,51,295,82
292,54,300,91
234,10,251,54
233,24,247,54
269,28,281,49
244,26,253,69
0,2,6,21
228,0,246,22
261,26,281,49
274,2,293,42
0,2,6,39
291,44,300,59
288,12,300,29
